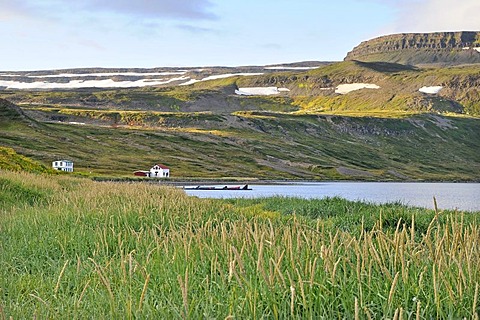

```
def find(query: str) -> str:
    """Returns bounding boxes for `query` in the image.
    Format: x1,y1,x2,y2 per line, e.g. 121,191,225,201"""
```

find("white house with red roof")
134,164,170,178
149,164,170,178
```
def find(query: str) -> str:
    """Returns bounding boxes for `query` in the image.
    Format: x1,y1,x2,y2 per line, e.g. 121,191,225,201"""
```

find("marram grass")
0,170,479,318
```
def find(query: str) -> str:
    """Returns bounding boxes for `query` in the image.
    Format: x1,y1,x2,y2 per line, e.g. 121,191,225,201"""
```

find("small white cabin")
150,164,170,178
52,160,74,172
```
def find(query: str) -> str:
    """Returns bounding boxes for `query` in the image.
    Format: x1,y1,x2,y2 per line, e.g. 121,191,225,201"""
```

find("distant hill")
4,60,480,117
345,31,480,66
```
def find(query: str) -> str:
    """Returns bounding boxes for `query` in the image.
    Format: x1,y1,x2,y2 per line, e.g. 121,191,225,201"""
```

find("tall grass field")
1,170,479,318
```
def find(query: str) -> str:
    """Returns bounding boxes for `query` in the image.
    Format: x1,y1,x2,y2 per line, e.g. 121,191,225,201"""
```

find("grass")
23,107,225,127
0,170,479,318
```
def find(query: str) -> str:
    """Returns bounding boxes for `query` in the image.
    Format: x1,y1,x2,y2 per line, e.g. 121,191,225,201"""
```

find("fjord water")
184,182,480,211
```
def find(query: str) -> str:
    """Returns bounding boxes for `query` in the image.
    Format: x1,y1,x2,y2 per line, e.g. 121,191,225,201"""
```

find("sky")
1,0,480,71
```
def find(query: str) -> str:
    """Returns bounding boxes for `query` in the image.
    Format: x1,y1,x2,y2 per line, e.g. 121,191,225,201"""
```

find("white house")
52,160,74,172
149,164,170,178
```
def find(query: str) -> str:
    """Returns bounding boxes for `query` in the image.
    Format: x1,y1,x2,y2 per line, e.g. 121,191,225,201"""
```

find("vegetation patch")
0,147,52,174
0,172,479,318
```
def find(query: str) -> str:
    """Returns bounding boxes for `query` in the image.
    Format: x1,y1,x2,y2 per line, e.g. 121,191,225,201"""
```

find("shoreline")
90,176,480,185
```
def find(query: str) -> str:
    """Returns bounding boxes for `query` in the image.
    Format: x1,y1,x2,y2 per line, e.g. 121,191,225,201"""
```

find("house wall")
52,161,74,172
149,167,170,178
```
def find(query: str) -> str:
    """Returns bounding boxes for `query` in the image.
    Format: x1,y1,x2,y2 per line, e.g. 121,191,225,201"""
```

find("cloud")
0,1,36,20
87,0,217,20
261,43,283,50
177,24,214,34
392,0,480,32
0,0,217,21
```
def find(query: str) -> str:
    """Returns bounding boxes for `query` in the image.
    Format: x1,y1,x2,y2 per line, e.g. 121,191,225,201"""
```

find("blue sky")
1,0,479,70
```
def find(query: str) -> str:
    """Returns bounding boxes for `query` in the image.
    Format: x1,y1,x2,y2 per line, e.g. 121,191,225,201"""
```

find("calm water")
183,182,480,212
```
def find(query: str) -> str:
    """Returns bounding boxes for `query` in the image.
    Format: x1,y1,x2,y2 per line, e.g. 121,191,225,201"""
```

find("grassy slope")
1,171,479,318
1,107,479,180
233,61,480,116
0,147,53,174
1,61,479,180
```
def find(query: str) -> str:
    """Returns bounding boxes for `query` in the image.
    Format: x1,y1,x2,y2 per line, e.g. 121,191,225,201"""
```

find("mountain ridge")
345,31,480,66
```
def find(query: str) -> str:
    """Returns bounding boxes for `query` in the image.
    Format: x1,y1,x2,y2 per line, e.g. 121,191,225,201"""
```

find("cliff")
345,31,480,65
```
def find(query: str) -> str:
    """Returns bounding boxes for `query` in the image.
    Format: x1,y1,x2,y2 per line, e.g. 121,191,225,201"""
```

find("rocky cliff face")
345,32,480,65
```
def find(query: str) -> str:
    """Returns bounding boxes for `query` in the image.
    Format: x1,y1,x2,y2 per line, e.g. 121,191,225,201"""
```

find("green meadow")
1,170,479,318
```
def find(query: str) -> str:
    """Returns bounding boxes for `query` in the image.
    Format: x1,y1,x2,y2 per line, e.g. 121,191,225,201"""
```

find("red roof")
153,164,169,169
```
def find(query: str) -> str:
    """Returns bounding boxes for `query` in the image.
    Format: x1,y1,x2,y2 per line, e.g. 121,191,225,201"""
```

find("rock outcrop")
345,31,480,66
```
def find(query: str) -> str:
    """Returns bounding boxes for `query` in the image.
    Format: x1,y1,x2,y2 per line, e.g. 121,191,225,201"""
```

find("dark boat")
183,184,252,190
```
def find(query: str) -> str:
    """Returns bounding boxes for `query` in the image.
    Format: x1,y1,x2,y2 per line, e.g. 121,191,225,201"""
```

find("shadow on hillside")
354,61,418,73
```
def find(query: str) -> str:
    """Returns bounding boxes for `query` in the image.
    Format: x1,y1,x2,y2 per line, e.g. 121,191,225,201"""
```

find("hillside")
3,60,480,116
344,31,480,66
0,61,328,90
0,98,29,124
1,96,479,180
1,34,480,181
0,146,52,174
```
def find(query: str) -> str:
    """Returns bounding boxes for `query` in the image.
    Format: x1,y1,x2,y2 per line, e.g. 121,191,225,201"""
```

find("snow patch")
0,71,187,78
419,86,443,94
28,71,187,78
235,87,290,96
0,71,265,89
335,83,380,94
475,48,480,53
0,76,189,89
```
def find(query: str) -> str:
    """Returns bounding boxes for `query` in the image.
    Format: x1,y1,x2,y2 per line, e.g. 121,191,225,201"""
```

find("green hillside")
0,147,53,174
235,61,480,116
1,100,479,180
1,59,479,181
